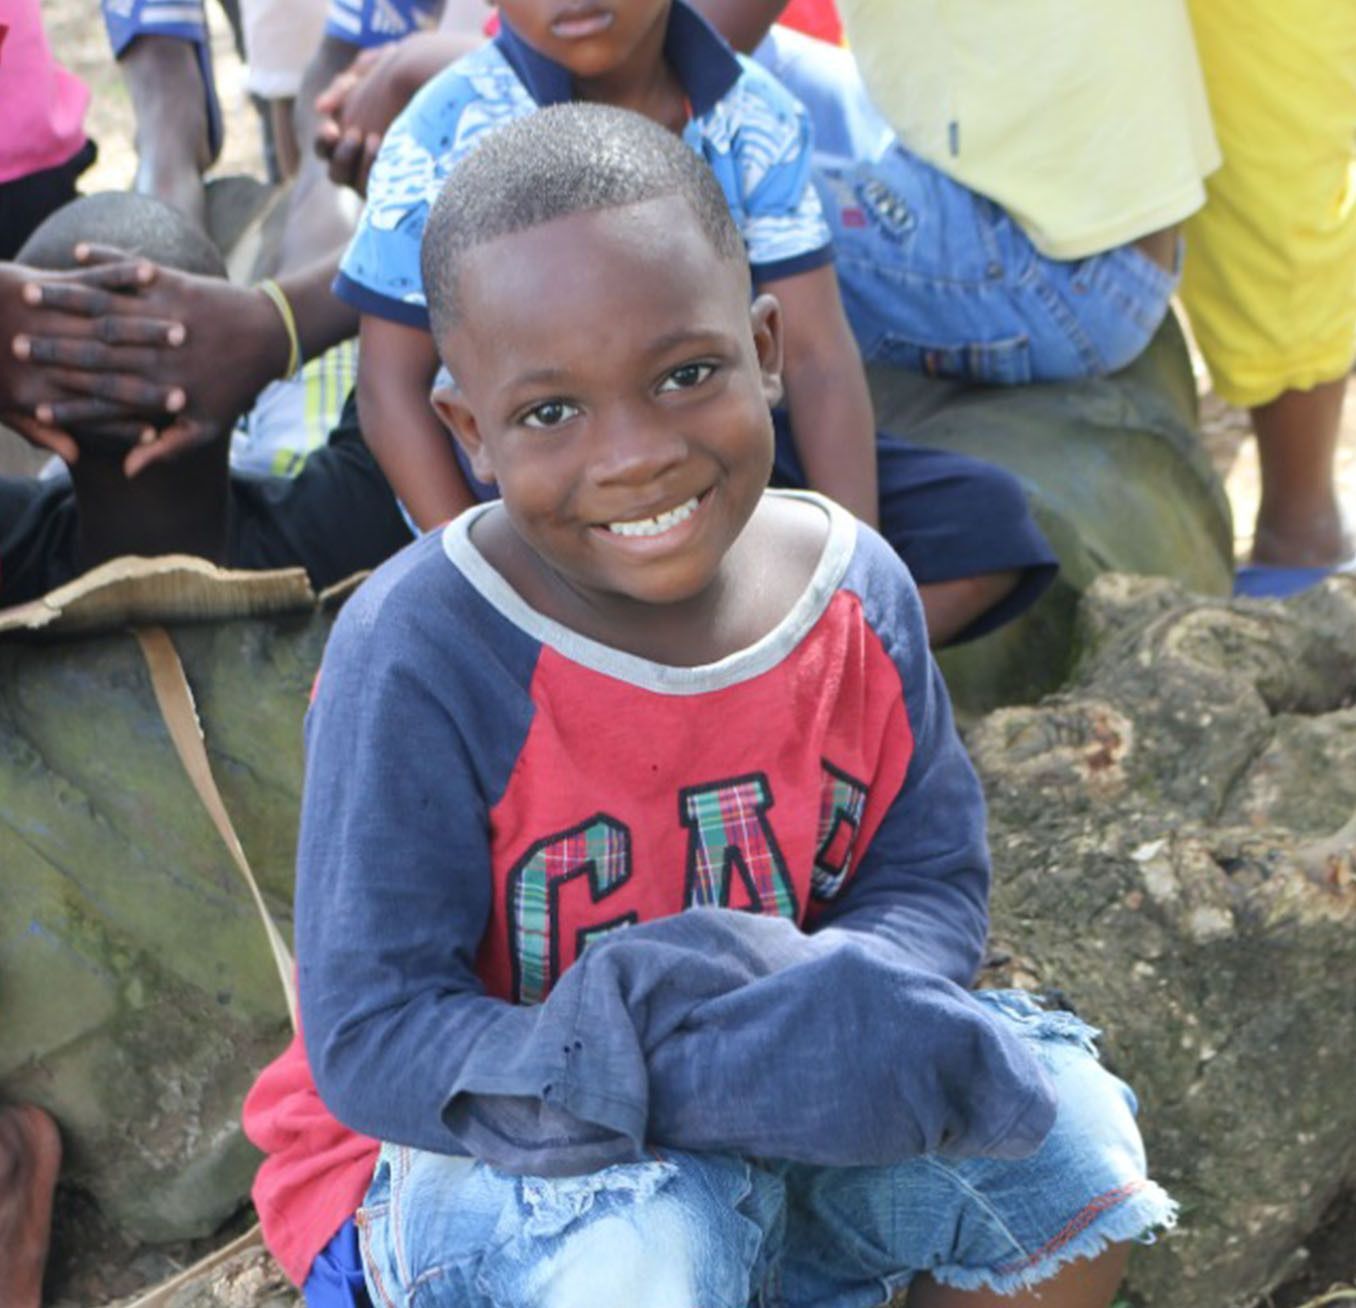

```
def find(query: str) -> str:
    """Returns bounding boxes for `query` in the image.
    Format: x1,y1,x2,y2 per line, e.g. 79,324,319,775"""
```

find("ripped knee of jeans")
519,1158,680,1239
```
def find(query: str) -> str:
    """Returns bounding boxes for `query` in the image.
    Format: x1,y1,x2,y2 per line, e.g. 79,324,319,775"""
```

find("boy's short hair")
421,102,747,342
18,192,227,278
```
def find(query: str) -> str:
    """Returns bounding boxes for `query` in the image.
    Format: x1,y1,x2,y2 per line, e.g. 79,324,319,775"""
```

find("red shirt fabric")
242,1027,378,1286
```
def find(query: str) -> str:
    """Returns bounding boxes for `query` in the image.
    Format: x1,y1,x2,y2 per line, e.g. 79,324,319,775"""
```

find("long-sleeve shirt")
249,491,1054,1283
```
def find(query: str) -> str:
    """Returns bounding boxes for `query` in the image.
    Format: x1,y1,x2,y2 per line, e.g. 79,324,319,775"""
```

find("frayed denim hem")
925,1180,1178,1297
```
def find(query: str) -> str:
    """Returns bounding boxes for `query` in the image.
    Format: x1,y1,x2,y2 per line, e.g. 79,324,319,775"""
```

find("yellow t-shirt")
836,0,1221,259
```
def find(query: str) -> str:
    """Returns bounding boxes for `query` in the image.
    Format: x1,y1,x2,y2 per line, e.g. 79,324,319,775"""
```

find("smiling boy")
419,133,794,662
260,104,1176,1308
334,0,1057,646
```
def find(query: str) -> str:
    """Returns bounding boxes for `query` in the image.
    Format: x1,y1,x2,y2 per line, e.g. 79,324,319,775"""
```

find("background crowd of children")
2,0,1354,608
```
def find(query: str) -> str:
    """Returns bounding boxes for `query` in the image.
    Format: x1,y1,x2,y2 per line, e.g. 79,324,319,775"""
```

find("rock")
0,608,329,1243
968,574,1356,1306
868,311,1234,714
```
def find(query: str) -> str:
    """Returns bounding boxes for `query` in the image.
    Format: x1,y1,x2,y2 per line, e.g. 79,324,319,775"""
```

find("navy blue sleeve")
297,541,648,1166
811,528,992,986
635,542,1052,1165
637,911,1055,1164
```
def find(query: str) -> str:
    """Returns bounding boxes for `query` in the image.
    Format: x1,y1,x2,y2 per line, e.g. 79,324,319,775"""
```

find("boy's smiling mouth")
598,491,708,539
550,6,614,38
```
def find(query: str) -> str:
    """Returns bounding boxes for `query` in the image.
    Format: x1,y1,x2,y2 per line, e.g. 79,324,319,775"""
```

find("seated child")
0,193,410,607
252,103,1174,1307
754,26,1188,385
336,0,1057,646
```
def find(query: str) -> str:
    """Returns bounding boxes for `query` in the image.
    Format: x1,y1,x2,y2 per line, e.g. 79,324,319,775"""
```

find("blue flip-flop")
1233,561,1355,598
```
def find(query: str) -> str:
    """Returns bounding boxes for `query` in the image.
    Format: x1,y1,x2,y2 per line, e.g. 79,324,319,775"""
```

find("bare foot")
1249,379,1351,568
0,1104,62,1308
1250,508,1353,569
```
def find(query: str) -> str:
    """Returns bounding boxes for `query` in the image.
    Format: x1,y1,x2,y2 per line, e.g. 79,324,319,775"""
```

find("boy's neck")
572,29,689,134
70,439,231,572
475,495,828,667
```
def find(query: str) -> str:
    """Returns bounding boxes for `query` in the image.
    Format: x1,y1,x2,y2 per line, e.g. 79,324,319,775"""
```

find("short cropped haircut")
18,191,227,279
421,102,746,342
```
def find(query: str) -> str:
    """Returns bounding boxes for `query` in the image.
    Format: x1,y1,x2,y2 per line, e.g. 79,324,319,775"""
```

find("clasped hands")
2,247,287,477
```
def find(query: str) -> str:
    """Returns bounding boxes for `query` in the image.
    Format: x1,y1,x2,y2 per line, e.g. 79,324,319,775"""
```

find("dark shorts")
770,411,1057,644
0,140,98,261
0,395,411,609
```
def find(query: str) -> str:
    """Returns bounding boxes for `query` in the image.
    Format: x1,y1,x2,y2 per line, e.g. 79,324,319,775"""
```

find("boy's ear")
749,294,784,409
431,384,497,486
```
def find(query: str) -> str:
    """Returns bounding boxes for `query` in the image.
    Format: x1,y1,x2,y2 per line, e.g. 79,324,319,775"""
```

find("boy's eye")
520,400,580,429
658,362,715,393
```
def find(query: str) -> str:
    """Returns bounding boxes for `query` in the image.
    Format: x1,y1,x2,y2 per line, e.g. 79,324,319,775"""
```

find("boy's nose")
588,406,688,487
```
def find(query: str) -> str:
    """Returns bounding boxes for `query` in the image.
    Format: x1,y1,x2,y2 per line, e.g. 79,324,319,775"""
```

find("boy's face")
496,0,670,82
433,195,783,614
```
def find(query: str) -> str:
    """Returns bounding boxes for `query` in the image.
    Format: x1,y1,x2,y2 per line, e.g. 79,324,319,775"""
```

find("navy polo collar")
495,0,741,117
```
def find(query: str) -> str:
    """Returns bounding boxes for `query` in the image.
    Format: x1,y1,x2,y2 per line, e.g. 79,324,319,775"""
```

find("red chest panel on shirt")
477,591,913,1002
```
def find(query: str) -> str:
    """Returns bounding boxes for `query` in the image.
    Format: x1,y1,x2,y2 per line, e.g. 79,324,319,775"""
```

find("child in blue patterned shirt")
334,0,1059,646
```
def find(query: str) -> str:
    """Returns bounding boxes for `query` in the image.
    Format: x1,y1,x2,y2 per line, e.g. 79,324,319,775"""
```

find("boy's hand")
314,33,481,195
314,46,388,195
95,260,291,478
8,247,292,476
1,255,185,463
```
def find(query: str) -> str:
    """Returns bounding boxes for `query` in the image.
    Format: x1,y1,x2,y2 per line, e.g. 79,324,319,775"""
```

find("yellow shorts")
1180,0,1356,408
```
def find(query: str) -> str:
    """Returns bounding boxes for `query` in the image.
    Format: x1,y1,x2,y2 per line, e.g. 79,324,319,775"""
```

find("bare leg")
254,36,366,276
1250,377,1351,567
0,1105,62,1308
120,35,213,229
269,98,301,181
918,571,1020,648
907,1240,1132,1308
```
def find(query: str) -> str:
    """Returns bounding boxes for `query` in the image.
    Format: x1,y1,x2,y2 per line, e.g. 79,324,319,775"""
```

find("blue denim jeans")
354,992,1175,1307
817,158,1180,385
756,29,1180,385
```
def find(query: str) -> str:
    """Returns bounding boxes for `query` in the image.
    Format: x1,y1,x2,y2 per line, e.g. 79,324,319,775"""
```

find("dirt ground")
23,5,1356,1307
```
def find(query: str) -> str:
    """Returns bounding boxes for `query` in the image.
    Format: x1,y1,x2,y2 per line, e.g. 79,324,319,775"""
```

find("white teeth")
606,496,700,538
